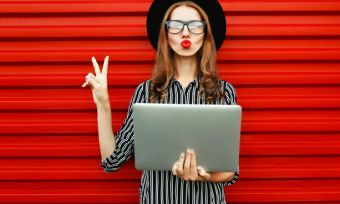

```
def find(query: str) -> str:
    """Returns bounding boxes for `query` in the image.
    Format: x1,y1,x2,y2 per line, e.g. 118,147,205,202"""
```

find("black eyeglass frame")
165,20,206,34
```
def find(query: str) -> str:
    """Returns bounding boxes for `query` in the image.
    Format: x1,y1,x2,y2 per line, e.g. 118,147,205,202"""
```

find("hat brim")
146,0,226,51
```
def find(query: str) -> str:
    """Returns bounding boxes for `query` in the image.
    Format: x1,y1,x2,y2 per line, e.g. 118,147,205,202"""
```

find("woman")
82,0,239,203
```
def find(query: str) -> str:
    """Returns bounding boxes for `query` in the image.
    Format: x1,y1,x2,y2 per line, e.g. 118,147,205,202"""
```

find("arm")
203,171,235,182
194,81,240,184
83,56,144,173
99,82,145,172
197,81,241,185
97,101,115,162
198,166,240,186
221,81,240,186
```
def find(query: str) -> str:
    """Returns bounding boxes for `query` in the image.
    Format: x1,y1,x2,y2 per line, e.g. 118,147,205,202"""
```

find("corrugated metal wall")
0,0,339,203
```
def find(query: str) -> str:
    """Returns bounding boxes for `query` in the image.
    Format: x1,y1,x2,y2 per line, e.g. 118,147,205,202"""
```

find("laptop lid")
133,103,242,172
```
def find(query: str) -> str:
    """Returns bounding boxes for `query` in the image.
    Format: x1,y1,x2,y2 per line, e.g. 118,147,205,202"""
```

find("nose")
182,24,190,36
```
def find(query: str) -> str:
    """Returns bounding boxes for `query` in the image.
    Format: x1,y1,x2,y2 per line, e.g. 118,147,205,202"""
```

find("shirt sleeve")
224,81,238,106
223,81,240,186
99,82,146,172
223,165,240,187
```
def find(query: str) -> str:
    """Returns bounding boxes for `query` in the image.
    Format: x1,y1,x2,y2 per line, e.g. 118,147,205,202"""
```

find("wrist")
96,101,111,110
197,173,211,182
197,176,207,182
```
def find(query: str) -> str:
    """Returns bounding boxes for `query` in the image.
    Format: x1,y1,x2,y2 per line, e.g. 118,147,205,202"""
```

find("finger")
82,74,95,88
102,55,109,76
190,149,198,178
86,75,99,89
183,149,191,179
87,73,99,82
197,166,211,181
172,162,179,176
81,81,88,87
177,152,185,176
91,56,101,76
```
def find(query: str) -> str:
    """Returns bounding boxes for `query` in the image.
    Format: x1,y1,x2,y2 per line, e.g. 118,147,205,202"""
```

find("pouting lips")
181,40,192,49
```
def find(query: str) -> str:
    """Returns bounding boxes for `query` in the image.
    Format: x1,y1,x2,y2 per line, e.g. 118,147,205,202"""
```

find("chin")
174,47,200,57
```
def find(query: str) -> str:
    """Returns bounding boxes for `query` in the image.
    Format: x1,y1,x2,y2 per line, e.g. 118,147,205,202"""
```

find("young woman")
82,0,239,203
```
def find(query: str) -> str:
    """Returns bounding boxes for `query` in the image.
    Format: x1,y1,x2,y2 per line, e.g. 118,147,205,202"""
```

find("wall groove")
0,0,339,203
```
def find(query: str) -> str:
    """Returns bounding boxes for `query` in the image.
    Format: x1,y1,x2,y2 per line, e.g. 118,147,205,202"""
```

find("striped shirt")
100,74,240,204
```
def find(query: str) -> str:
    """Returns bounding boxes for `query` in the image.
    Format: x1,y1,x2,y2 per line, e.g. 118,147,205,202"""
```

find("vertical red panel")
0,0,340,203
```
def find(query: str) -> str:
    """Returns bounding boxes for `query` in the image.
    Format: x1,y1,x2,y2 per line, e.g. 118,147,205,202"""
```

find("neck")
174,55,197,81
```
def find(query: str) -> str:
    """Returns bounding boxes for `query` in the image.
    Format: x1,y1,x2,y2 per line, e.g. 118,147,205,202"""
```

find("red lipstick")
181,40,192,49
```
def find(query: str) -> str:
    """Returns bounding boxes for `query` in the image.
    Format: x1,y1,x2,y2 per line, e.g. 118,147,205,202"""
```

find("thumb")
197,166,211,181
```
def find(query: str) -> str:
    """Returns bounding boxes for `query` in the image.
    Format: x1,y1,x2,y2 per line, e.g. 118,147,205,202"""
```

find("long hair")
149,1,225,104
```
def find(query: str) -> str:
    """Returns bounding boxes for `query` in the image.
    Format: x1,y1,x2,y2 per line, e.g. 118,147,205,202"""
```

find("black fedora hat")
146,0,226,51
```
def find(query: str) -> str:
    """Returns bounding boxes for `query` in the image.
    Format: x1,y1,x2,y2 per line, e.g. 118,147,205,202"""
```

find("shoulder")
220,79,237,94
131,80,150,102
135,80,151,92
219,79,238,105
135,80,149,92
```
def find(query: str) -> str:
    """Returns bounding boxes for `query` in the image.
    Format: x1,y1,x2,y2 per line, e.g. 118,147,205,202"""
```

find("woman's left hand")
172,148,211,181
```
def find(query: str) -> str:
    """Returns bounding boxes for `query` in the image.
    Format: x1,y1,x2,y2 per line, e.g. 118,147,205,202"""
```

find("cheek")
193,36,204,48
168,34,178,47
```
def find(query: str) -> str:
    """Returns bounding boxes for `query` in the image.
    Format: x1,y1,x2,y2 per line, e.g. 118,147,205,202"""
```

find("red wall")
0,0,340,203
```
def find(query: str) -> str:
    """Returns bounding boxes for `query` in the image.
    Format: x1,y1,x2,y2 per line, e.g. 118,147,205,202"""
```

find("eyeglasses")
165,20,206,34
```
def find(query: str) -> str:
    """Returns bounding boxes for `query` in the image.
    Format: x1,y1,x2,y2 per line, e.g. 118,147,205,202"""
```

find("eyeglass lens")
166,20,205,34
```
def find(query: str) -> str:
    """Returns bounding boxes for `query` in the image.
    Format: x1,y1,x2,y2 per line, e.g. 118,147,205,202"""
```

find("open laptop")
133,103,242,172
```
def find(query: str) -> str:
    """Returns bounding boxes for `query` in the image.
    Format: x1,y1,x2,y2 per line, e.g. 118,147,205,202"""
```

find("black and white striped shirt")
100,74,240,204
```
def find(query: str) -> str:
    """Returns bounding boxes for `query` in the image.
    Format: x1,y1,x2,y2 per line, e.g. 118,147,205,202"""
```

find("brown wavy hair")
149,1,225,104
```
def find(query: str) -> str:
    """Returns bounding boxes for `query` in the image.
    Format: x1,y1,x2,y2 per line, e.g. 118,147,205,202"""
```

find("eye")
189,21,204,29
168,21,183,29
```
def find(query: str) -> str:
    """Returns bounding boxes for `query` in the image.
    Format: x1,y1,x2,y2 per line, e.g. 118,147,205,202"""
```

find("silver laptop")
133,103,242,172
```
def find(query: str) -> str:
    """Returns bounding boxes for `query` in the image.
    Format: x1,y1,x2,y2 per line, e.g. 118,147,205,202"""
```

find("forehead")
169,5,202,21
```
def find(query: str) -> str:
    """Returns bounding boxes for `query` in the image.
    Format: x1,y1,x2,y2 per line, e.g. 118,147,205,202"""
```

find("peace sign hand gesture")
82,56,110,106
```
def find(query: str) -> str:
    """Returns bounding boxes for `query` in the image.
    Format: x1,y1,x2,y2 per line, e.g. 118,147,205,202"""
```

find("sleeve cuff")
99,149,126,173
223,171,240,187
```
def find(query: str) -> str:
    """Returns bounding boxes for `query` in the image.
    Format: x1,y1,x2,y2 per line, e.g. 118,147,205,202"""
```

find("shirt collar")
169,74,201,89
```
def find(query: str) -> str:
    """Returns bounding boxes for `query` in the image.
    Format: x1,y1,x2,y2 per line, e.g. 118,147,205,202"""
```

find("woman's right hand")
172,149,211,182
81,56,110,106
